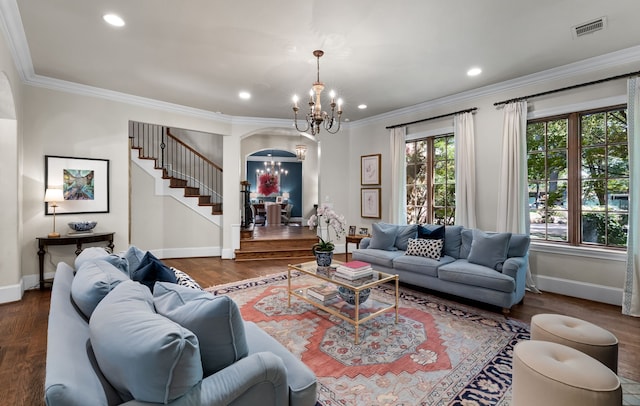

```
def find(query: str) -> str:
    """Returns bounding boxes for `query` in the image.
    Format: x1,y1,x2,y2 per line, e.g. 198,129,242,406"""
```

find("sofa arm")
501,256,527,281
121,352,288,406
359,237,371,249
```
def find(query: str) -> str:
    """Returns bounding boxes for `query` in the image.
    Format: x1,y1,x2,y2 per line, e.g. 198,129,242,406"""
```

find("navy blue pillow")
418,224,445,256
131,252,177,292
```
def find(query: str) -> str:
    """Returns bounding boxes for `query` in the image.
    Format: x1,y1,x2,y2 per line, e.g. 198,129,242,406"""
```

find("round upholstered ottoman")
531,313,618,373
513,340,622,406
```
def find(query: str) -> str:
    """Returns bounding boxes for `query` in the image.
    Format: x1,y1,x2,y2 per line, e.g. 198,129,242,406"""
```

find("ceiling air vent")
572,17,607,38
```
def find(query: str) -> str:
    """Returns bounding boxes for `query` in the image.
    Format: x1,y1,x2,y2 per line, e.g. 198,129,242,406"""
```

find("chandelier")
256,155,288,176
292,50,343,136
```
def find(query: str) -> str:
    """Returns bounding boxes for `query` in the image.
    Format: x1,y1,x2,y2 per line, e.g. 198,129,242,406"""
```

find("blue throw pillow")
467,230,512,270
124,245,146,274
153,282,249,377
418,224,445,256
131,251,177,291
368,223,398,251
394,224,418,251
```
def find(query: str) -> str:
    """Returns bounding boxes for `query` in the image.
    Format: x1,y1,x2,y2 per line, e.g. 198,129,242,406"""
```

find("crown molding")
351,45,640,129
3,0,640,129
0,0,34,81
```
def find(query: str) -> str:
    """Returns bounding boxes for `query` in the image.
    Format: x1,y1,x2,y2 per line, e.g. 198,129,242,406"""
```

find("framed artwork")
275,196,283,203
361,153,381,185
361,188,381,219
359,227,369,235
45,155,110,215
256,172,280,197
348,225,357,235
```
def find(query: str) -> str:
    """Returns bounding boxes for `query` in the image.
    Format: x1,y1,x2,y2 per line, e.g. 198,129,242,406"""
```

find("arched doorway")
0,71,21,302
240,128,319,221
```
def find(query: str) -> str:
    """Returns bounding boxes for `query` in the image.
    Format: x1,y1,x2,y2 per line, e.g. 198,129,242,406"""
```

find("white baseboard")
0,282,23,304
221,248,235,259
534,275,623,306
154,246,221,259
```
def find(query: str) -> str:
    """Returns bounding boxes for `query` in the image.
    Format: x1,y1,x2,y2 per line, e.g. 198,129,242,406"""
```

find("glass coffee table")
287,260,399,344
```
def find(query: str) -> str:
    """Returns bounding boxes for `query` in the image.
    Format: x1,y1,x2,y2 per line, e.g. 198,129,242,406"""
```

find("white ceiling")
6,0,640,122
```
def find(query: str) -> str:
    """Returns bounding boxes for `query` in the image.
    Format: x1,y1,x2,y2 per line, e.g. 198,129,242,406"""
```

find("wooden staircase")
129,121,223,217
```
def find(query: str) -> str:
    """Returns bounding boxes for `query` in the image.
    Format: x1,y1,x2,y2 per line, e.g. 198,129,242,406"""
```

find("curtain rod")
385,107,477,129
494,70,640,107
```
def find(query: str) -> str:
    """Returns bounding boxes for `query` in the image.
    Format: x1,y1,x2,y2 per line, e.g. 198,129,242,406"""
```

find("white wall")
130,162,221,256
0,26,23,302
20,85,232,286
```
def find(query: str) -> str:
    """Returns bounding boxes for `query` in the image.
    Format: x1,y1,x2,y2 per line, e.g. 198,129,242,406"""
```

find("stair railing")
129,121,223,209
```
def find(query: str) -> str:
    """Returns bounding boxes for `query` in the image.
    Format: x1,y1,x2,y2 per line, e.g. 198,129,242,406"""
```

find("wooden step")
234,248,316,261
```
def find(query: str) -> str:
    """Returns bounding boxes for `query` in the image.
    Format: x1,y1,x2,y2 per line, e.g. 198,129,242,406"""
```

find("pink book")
341,260,371,271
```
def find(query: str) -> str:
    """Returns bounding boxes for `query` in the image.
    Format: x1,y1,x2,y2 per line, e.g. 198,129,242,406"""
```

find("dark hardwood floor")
1,248,638,405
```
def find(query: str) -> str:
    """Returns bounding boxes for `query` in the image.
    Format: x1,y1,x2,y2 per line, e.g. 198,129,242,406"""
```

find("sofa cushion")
393,254,455,278
171,267,203,290
418,224,445,256
508,234,531,258
369,223,398,251
437,260,516,293
405,238,443,260
90,280,202,403
74,247,110,270
71,259,129,319
131,251,177,291
153,282,249,377
124,245,146,273
394,224,417,251
444,225,463,258
352,248,405,268
467,230,512,270
459,228,473,259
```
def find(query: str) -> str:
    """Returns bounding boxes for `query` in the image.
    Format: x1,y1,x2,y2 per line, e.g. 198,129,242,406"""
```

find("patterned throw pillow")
405,238,444,259
171,267,203,290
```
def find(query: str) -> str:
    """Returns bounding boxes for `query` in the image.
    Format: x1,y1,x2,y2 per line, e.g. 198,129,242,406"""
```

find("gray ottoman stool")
513,340,622,406
530,313,618,373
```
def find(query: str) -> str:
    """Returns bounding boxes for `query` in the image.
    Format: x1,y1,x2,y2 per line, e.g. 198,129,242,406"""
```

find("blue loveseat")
45,247,317,406
352,223,530,312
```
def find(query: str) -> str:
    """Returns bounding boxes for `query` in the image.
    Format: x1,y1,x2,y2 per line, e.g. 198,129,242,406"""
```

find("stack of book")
335,260,373,280
306,284,338,304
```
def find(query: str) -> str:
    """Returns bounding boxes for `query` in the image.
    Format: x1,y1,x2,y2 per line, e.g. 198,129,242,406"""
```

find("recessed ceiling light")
358,104,367,110
467,67,482,77
239,91,251,100
103,14,125,27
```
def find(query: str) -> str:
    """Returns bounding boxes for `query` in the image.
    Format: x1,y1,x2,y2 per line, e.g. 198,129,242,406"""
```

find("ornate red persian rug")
207,272,529,405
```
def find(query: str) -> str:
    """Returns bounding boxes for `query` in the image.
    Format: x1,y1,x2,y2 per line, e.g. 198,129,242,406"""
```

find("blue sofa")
44,247,317,406
352,224,530,312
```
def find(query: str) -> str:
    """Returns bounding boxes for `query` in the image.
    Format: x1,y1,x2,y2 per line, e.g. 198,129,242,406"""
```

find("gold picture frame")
361,153,381,185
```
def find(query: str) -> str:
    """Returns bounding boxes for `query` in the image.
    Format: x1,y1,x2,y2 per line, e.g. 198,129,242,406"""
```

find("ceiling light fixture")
256,154,288,176
292,50,342,136
467,67,482,76
239,91,251,100
103,14,125,27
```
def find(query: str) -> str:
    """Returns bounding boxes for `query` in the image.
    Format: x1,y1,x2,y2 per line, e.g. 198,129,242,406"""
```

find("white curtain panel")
496,101,528,233
454,112,477,228
623,77,640,317
496,101,540,293
389,126,407,224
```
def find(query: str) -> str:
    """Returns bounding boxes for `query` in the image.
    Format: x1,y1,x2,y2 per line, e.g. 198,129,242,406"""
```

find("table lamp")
44,188,64,238
282,192,290,202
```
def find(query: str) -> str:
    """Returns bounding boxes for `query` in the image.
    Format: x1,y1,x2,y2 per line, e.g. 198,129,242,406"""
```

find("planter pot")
313,250,334,267
337,286,371,305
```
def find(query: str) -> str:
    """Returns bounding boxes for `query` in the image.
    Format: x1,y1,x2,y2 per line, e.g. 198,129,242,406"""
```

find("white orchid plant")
308,205,346,252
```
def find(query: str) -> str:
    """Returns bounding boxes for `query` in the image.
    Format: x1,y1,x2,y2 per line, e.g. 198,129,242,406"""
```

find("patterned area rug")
207,272,530,406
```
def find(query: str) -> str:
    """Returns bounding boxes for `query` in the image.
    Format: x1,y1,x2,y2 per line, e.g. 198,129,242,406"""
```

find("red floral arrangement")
257,173,279,196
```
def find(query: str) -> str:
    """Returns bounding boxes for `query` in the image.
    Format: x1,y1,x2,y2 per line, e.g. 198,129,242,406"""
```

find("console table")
345,234,369,261
37,232,115,290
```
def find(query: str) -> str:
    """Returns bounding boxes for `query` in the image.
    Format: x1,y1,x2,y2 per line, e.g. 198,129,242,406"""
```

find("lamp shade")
44,188,64,203
282,192,290,199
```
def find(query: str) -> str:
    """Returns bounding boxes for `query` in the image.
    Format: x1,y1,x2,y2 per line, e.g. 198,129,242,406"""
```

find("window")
406,134,455,225
527,106,628,248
